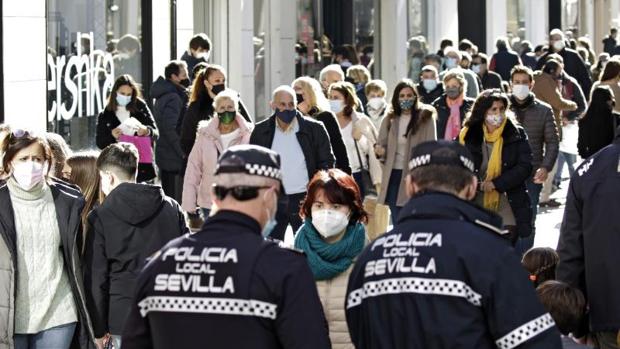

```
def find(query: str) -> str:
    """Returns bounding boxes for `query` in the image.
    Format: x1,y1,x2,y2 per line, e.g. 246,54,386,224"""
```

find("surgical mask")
553,40,565,51
329,99,345,114
446,87,461,99
261,190,278,238
311,209,350,238
512,84,530,100
211,84,225,95
194,51,209,60
422,79,438,92
276,109,297,124
485,114,504,127
471,64,481,74
116,94,132,107
399,99,414,110
218,111,236,124
445,57,458,69
12,161,47,191
367,97,385,111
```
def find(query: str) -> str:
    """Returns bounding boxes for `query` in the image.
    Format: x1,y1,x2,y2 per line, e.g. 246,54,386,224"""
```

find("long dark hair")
464,89,510,129
106,74,142,113
583,86,614,122
190,64,227,109
388,79,422,137
522,247,559,287
600,59,620,82
328,81,359,117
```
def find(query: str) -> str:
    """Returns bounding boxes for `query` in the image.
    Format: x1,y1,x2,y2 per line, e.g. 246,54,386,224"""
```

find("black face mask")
179,78,191,88
296,93,304,104
211,84,225,95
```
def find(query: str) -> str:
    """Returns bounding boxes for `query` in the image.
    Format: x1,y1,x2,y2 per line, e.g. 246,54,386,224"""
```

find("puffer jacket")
510,94,560,173
376,105,437,206
316,266,354,349
181,114,254,212
0,182,95,349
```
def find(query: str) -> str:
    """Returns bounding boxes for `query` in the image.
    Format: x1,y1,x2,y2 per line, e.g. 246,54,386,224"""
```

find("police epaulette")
474,219,509,236
266,238,305,255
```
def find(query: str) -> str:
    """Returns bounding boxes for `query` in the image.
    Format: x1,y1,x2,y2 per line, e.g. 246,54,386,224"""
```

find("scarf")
444,95,464,140
294,219,366,281
459,117,508,211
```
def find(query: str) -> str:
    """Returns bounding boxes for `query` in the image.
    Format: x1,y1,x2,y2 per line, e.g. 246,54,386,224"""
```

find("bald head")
271,85,296,112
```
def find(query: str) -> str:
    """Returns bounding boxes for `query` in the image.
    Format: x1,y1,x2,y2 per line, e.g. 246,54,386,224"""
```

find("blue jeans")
516,178,542,255
14,322,76,349
385,170,403,224
554,151,577,183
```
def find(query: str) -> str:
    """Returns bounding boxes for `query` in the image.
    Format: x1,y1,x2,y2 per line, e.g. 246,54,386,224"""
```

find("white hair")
319,64,345,82
271,85,297,104
213,88,240,110
550,28,565,39
443,46,462,60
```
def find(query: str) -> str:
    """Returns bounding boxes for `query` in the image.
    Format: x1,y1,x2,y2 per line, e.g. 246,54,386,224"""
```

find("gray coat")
376,105,437,206
0,181,96,349
510,94,560,174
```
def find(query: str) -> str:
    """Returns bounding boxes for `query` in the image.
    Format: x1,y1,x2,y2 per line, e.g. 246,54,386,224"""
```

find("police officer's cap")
215,144,282,180
408,140,475,173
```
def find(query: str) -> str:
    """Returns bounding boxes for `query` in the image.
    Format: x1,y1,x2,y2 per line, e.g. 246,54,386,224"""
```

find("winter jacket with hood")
83,183,189,338
182,114,254,212
0,182,96,349
151,76,188,173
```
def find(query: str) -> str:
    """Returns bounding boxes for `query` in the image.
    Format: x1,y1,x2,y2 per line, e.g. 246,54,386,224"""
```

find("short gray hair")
271,85,296,104
319,64,345,82
213,89,240,110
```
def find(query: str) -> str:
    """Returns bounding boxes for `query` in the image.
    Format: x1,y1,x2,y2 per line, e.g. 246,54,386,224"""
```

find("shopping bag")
118,134,153,164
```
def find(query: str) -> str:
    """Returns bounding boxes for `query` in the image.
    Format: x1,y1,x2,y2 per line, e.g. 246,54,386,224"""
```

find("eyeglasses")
213,185,277,201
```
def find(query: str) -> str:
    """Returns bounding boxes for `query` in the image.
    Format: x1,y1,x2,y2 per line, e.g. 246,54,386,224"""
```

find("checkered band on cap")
244,163,282,180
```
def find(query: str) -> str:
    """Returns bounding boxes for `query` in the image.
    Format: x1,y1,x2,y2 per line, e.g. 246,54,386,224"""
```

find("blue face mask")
116,94,132,107
261,191,278,238
276,109,297,124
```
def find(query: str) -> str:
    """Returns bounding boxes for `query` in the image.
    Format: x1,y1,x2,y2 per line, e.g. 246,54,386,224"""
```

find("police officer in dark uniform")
345,140,562,349
122,144,331,349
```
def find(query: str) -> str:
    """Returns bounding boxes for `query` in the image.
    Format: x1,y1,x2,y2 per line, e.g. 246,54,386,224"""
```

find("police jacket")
461,118,533,238
250,112,336,182
122,210,332,349
557,136,620,332
345,192,562,349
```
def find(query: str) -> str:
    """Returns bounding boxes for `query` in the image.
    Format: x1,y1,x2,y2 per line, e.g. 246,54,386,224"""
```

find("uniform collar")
201,210,262,236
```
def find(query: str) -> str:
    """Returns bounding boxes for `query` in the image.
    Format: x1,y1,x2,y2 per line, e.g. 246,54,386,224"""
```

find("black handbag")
354,140,377,197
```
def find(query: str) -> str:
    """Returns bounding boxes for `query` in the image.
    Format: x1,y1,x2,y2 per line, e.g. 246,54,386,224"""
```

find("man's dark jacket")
249,111,335,182
83,183,189,337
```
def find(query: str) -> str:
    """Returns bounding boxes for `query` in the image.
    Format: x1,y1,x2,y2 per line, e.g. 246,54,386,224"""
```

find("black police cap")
214,144,282,180
408,140,475,173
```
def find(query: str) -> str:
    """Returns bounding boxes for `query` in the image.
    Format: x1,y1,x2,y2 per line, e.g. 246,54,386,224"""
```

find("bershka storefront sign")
47,32,116,122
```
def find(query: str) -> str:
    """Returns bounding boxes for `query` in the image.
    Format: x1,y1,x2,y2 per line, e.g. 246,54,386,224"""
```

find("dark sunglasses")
213,185,277,201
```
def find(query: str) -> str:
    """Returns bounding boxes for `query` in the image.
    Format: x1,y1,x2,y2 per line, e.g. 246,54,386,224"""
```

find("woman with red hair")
294,168,367,348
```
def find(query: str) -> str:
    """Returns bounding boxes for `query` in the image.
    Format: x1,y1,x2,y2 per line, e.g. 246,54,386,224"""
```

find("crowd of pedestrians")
1,27,620,349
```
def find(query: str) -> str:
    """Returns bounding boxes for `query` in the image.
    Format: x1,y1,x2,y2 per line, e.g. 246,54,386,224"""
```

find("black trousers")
270,192,306,241
160,170,183,203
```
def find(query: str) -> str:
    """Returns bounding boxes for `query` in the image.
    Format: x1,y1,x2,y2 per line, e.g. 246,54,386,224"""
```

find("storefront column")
379,0,408,96
524,0,548,49
152,0,172,81
227,0,256,119
2,0,47,131
426,0,459,52
486,0,507,56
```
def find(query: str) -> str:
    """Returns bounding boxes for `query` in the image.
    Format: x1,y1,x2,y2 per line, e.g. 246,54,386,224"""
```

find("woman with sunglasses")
182,89,254,218
96,74,159,183
0,130,94,348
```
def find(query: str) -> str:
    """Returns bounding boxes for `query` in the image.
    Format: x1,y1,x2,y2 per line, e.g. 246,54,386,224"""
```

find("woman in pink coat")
182,89,254,216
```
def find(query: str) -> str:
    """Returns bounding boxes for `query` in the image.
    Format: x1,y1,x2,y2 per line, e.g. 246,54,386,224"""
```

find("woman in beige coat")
375,79,437,223
294,169,368,349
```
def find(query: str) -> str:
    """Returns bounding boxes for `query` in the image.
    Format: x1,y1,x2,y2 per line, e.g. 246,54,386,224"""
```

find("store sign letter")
47,32,116,122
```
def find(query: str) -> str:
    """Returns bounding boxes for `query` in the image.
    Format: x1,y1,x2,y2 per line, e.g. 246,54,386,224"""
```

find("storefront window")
353,0,375,72
562,0,580,32
407,0,427,38
296,0,322,79
47,0,143,149
507,0,526,40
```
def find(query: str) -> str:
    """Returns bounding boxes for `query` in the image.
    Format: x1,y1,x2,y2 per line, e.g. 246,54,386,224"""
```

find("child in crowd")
522,247,559,287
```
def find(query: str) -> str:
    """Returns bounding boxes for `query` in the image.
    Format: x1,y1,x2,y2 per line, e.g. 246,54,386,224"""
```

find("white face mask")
553,40,565,51
12,161,47,190
512,84,530,100
312,209,350,238
329,99,345,114
367,97,385,111
445,57,458,69
485,114,504,127
471,64,481,74
422,79,438,92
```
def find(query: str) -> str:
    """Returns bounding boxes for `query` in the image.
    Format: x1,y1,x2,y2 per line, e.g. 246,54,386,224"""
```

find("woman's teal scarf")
294,218,366,281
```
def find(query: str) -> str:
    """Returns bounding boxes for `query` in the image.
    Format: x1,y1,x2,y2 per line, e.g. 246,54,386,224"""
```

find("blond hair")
346,65,371,84
292,77,331,112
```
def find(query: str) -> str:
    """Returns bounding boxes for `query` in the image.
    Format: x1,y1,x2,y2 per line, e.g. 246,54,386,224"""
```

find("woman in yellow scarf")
459,89,533,244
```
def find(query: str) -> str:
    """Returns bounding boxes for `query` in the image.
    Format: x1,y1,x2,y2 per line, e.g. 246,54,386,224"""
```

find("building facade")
1,0,617,150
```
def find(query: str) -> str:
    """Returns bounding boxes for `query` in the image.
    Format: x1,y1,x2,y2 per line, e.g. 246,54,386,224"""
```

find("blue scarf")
294,219,366,281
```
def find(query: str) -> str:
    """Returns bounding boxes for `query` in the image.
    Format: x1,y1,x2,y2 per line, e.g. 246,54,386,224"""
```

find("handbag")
354,140,377,197
118,134,153,164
